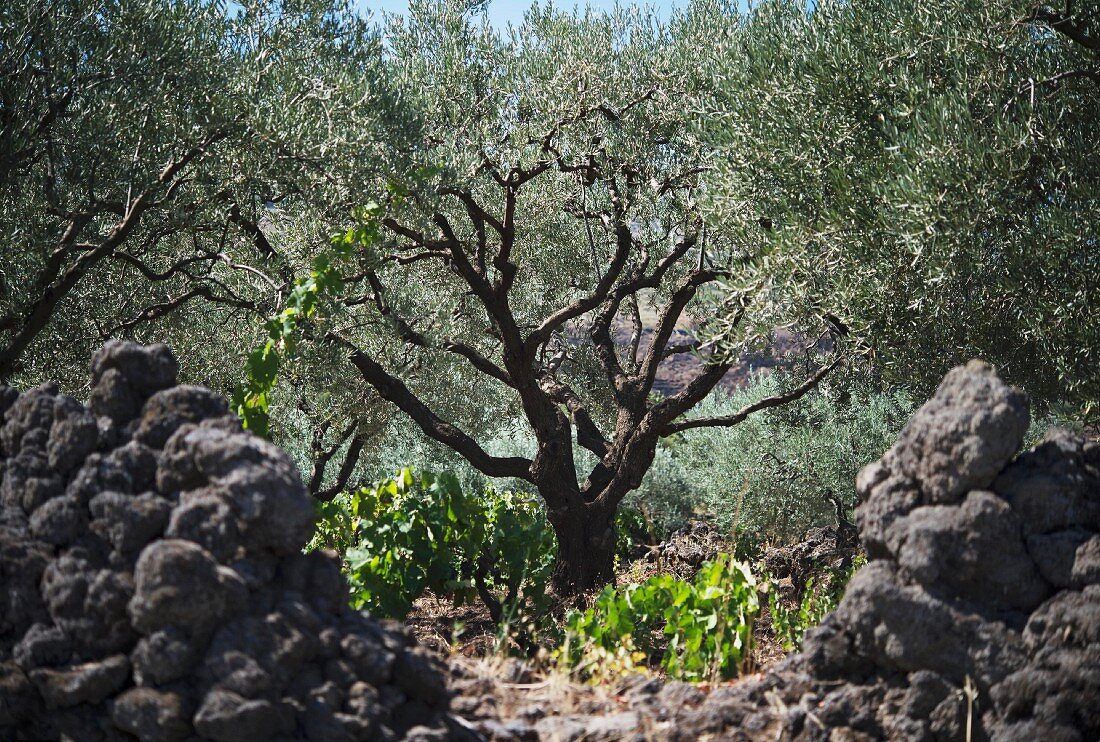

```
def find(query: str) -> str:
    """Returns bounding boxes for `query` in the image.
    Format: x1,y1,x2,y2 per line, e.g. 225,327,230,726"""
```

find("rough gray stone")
1,383,59,456
111,687,191,742
47,394,98,472
133,385,229,449
158,426,315,554
130,626,197,686
89,367,145,426
886,490,1048,611
584,711,643,740
41,557,136,655
164,487,241,561
66,452,134,504
90,491,172,554
544,361,1100,742
28,494,87,546
0,517,51,640
12,622,71,670
1023,586,1100,650
193,689,295,741
0,660,38,727
879,360,1029,503
29,654,130,708
394,647,448,707
90,341,179,398
0,384,19,424
736,363,1098,741
105,442,158,493
2,343,454,739
1028,529,1100,589
129,539,226,635
995,427,1100,535
534,715,588,741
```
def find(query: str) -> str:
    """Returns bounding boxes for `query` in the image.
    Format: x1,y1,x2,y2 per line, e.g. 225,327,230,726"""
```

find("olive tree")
291,2,841,594
0,0,405,394
698,0,1099,415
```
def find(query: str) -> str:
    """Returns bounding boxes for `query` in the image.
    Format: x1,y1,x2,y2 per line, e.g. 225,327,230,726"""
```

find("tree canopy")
696,0,1099,412
0,0,405,388
1,0,1096,592
294,1,848,591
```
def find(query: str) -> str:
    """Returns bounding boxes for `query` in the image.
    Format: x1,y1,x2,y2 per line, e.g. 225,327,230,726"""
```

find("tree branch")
0,131,227,381
365,271,513,386
527,214,635,352
333,333,533,481
315,431,368,501
227,203,277,258
662,338,701,359
637,268,726,398
103,285,259,336
538,374,610,458
660,358,842,435
627,293,643,371
308,421,354,496
1032,6,1100,52
111,249,215,281
440,187,505,238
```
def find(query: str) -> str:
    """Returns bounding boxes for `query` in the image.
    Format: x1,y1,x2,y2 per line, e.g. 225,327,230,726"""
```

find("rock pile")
5,347,1096,741
0,342,454,741
671,361,1100,740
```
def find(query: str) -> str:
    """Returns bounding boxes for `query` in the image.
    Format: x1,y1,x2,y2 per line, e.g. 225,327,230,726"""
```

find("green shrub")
559,554,761,682
474,486,558,639
308,469,554,629
768,555,865,652
630,372,914,549
622,443,699,537
614,505,656,564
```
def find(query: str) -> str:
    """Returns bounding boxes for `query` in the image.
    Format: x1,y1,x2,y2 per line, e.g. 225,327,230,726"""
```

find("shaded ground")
447,657,741,741
406,593,503,658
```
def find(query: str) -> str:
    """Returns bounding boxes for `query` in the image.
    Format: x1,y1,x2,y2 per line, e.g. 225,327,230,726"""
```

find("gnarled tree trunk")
546,500,617,595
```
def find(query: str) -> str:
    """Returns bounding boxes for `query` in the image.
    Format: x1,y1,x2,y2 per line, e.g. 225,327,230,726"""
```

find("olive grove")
0,0,408,388
1,0,1096,594
291,3,844,593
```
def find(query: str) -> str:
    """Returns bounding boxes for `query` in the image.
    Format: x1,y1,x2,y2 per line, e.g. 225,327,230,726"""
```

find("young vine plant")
231,203,383,436
559,554,762,682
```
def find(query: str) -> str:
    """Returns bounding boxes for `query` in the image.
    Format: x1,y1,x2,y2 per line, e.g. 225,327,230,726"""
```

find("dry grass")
406,592,502,656
447,654,688,741
405,532,809,739
452,654,620,716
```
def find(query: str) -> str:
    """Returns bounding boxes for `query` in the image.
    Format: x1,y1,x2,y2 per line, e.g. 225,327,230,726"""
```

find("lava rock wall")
675,361,1100,741
0,342,453,741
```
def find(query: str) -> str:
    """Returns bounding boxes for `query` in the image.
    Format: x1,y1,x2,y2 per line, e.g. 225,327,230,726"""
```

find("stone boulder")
0,342,457,741
670,361,1100,740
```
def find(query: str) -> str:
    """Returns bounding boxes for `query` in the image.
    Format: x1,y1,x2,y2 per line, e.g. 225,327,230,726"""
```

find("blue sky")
359,1,689,28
